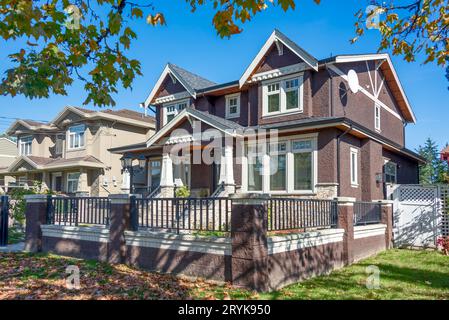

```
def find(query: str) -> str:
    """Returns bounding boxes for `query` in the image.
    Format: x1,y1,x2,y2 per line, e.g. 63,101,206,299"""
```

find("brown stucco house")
110,29,424,201
0,137,18,191
0,106,155,196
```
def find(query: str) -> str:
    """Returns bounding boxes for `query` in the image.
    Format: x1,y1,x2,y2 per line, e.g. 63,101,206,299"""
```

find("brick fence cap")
334,196,356,203
230,193,270,205
24,194,49,201
372,199,394,204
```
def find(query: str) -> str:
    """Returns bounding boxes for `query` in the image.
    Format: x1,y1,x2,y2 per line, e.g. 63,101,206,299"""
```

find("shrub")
175,186,190,198
437,236,449,256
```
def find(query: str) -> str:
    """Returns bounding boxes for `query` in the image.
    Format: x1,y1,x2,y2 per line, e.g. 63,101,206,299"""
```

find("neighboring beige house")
0,106,155,196
0,137,18,192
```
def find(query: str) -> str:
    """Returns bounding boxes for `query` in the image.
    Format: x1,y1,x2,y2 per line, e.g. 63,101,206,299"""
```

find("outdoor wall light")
120,154,133,168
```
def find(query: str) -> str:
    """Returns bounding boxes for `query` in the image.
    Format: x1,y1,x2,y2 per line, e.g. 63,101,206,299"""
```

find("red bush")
437,237,449,255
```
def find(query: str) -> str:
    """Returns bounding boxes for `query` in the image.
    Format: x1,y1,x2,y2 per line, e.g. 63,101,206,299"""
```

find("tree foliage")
0,0,447,107
354,1,449,73
417,137,449,184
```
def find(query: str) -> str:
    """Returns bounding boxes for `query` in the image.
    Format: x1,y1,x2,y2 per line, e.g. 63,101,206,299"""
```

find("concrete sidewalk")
0,242,25,253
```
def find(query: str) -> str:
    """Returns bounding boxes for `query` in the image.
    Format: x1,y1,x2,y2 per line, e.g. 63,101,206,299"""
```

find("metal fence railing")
267,198,338,232
133,197,232,234
353,202,382,226
47,196,110,226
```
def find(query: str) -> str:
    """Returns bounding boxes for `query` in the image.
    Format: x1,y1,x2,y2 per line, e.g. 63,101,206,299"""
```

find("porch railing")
47,196,110,226
133,197,231,234
353,202,382,226
267,198,338,232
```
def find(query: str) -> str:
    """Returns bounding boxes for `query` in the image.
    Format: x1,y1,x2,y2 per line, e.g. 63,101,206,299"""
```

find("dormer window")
262,74,303,117
225,93,240,119
68,124,85,150
163,100,189,125
19,136,32,156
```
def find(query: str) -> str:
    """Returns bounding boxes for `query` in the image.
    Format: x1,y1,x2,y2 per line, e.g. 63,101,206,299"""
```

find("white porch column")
262,153,271,194
77,169,89,195
41,172,49,192
160,153,174,197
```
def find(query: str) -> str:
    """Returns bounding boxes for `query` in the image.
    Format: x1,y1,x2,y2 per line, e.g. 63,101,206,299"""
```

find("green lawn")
0,249,448,300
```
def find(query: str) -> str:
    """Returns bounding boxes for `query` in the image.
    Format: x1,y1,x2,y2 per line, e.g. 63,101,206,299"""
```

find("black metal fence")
47,196,110,226
0,196,9,246
267,198,338,231
353,202,382,226
133,197,232,233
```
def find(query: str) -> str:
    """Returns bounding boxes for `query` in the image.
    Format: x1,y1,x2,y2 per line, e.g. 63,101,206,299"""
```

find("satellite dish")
347,69,359,94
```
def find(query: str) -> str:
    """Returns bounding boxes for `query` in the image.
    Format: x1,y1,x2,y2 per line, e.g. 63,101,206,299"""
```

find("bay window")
244,135,316,194
19,136,32,156
68,124,85,150
263,74,303,116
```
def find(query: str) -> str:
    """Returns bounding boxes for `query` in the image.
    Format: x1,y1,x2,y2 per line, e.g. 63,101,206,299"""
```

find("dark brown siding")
317,128,337,183
382,149,419,184
156,76,186,98
255,44,304,73
338,133,362,200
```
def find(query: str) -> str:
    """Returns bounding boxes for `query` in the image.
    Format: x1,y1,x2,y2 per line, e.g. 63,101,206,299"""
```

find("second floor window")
163,100,188,125
55,134,64,155
68,124,85,150
262,75,303,116
19,136,32,156
350,147,359,186
225,94,240,119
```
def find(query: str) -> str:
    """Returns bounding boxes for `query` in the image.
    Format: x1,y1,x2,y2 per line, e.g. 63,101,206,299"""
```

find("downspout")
336,125,352,197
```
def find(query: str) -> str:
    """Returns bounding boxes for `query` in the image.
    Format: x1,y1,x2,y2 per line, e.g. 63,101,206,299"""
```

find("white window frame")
19,136,33,156
18,176,28,187
67,172,80,193
262,73,304,117
350,147,359,187
384,159,397,184
242,133,317,195
55,134,64,155
374,103,381,131
163,99,189,126
67,124,85,150
225,93,240,119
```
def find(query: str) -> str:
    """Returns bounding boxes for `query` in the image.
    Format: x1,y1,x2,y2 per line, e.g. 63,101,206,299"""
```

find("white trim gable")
144,64,196,108
239,30,318,87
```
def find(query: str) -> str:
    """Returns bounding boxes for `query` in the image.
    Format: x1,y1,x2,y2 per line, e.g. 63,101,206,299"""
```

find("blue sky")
0,0,448,151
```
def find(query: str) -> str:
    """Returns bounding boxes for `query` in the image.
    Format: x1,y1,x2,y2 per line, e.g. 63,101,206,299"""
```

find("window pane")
270,155,286,191
268,93,280,112
351,153,356,183
286,90,298,110
294,153,312,190
167,114,175,123
248,157,263,191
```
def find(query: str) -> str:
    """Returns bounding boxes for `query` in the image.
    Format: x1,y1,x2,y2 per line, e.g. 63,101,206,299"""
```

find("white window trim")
374,103,381,132
19,135,33,156
67,124,86,151
262,73,304,118
67,172,80,193
162,99,189,126
350,147,359,187
225,93,241,119
242,133,318,194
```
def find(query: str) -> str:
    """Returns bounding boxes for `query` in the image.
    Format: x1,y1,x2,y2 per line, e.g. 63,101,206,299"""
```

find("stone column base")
160,186,174,198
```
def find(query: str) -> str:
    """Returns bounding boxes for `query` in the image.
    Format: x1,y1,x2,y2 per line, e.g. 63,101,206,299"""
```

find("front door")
52,173,62,192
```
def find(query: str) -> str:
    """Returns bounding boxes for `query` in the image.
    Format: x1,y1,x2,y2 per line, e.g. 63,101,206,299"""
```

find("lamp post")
120,153,147,194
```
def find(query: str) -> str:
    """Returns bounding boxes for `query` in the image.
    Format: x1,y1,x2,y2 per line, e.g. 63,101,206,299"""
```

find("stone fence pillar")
377,200,394,249
335,197,355,265
230,194,270,292
24,195,50,252
107,194,140,264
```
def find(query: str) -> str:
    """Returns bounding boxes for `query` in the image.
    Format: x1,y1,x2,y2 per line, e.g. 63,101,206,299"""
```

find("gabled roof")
145,108,243,148
6,119,56,135
239,29,319,87
6,155,105,173
51,106,155,128
320,53,416,123
144,63,216,107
